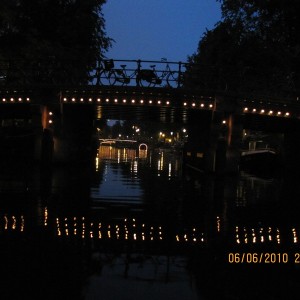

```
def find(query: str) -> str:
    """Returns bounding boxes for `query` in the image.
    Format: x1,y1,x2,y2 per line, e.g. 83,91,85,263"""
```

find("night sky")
103,0,222,63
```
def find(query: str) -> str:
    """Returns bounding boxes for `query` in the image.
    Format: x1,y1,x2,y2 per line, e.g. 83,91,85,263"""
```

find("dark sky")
103,0,222,63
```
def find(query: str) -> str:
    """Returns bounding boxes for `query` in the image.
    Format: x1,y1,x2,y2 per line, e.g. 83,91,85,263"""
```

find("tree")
0,0,112,85
187,0,299,98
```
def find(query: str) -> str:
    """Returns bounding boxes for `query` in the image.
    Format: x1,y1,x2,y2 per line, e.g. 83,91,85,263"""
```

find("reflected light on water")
51,216,206,244
2,209,300,246
95,156,99,171
98,145,136,161
1,214,25,232
235,226,283,245
4,215,8,230
138,149,147,159
216,216,220,232
292,228,298,243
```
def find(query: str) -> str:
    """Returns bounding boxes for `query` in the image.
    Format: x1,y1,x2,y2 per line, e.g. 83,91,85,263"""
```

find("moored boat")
240,148,281,176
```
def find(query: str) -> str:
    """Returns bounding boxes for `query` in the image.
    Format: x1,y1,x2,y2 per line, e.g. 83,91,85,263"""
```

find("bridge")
99,138,138,144
1,58,300,173
1,58,299,117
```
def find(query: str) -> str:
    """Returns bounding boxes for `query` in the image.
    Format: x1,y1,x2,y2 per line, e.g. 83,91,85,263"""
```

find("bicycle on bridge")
90,58,184,88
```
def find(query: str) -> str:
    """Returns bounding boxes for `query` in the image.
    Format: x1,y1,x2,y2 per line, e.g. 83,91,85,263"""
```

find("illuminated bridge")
1,58,300,172
1,58,299,118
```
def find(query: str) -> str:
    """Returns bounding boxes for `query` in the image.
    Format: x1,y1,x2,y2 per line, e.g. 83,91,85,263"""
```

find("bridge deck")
1,85,300,119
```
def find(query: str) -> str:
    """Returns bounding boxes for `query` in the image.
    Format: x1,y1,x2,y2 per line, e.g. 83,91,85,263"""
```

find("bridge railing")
88,58,188,88
0,58,189,89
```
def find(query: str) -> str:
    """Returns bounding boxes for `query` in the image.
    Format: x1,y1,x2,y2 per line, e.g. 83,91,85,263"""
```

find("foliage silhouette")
186,0,299,98
0,0,112,86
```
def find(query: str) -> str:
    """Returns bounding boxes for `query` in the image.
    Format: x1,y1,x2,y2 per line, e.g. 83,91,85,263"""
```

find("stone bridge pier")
38,102,97,165
183,96,243,175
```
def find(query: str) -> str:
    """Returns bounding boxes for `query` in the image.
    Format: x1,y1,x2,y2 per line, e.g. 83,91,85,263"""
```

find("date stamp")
228,253,300,264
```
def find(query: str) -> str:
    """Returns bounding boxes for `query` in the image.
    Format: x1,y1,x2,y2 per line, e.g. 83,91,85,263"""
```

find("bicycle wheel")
138,75,154,87
98,70,110,85
139,78,152,87
108,71,117,86
166,71,180,88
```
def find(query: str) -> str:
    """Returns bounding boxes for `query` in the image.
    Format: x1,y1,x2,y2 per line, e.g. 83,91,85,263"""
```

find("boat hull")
240,150,281,176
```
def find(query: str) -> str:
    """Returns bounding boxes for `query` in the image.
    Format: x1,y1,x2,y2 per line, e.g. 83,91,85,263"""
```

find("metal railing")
89,58,187,88
0,58,188,89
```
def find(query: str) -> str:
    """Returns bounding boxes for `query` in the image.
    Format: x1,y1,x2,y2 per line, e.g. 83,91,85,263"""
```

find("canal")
1,145,300,299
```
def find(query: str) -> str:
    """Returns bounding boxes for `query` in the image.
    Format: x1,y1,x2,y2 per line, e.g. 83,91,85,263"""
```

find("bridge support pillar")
183,110,213,172
33,105,54,165
283,129,300,177
51,104,96,164
183,109,242,175
213,95,243,175
223,114,243,174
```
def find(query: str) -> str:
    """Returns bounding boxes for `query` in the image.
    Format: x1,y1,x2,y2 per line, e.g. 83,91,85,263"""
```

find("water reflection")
91,146,143,208
236,172,282,206
1,146,300,299
1,146,298,248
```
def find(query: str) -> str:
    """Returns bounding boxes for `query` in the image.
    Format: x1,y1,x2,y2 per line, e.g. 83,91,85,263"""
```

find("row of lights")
243,107,290,117
62,97,214,109
1,97,294,117
1,97,30,102
183,102,214,109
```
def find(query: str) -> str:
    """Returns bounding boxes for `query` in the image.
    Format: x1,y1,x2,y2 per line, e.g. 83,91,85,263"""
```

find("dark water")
1,145,300,299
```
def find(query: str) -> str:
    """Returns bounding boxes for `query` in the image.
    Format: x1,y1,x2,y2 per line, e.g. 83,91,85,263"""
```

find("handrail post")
178,61,182,88
136,59,141,87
